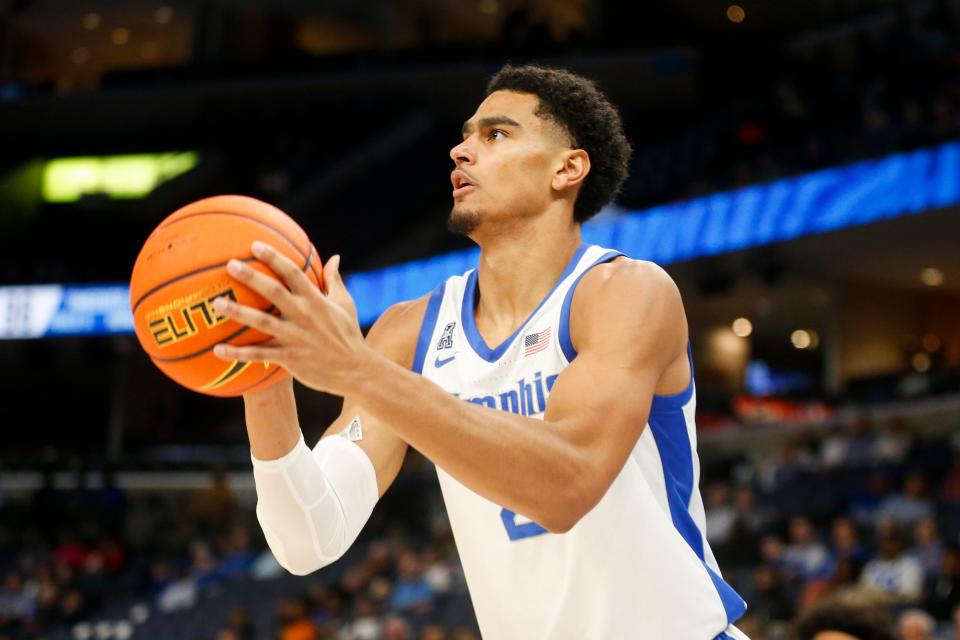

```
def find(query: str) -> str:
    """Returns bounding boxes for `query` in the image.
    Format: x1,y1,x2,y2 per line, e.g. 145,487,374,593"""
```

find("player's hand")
211,241,374,396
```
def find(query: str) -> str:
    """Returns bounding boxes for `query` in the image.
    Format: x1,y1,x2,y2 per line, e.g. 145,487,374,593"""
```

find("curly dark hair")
486,64,631,223
792,602,897,640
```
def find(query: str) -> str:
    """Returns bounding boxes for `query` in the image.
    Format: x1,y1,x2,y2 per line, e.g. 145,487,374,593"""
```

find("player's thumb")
323,254,346,296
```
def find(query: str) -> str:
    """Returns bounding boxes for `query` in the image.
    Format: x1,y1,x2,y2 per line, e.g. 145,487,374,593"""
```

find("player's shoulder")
569,256,686,355
575,256,681,311
364,294,432,368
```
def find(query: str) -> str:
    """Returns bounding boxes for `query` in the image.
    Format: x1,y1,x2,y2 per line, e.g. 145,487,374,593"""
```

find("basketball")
129,195,323,397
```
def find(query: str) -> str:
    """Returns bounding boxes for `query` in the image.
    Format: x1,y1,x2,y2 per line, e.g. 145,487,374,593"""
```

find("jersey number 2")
500,508,549,541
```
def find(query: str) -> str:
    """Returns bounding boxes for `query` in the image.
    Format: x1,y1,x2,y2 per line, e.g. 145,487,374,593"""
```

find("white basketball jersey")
413,244,747,639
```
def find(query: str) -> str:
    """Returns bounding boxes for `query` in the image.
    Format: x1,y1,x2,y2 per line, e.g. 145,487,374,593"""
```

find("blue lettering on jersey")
460,370,556,417
456,370,560,541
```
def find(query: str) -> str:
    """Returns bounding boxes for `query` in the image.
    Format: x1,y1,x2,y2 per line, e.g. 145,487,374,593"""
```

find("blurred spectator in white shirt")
860,530,924,603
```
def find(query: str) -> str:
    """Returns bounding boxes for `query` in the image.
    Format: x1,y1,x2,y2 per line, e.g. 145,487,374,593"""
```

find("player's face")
448,90,572,235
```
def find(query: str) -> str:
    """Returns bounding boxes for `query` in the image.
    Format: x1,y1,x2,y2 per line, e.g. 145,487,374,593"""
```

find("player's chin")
447,206,482,236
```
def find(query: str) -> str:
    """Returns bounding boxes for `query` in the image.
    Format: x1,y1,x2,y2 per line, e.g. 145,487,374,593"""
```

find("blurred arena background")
1,0,959,638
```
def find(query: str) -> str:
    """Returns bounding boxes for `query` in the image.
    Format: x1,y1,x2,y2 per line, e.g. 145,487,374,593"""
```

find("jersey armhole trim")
412,281,446,374
650,342,695,410
557,250,624,363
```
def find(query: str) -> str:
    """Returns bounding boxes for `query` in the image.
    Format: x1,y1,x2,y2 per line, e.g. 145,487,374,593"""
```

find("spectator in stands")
705,481,736,546
718,485,767,566
223,606,254,640
218,526,257,579
188,464,236,537
858,528,924,604
852,418,882,464
341,595,382,640
820,424,852,470
876,473,935,528
830,517,869,567
384,615,412,640
909,516,944,584
277,598,319,640
390,550,435,616
0,570,35,634
420,546,454,598
926,544,960,621
782,517,832,582
791,602,897,640
420,624,447,640
872,418,912,465
897,608,936,640
749,564,794,625
849,472,893,526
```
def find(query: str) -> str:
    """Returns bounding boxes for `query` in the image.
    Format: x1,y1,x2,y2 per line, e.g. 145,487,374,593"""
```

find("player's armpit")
318,294,429,496
542,258,689,530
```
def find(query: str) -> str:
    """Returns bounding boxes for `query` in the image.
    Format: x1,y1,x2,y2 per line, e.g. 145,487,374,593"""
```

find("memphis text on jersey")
458,370,559,417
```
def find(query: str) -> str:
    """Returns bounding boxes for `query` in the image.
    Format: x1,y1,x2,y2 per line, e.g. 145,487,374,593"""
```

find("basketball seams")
131,257,257,314
156,210,310,259
150,337,284,397
132,242,315,316
231,364,286,396
132,213,310,313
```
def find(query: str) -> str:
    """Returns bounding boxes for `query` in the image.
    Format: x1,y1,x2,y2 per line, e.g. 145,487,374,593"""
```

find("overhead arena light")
41,152,198,203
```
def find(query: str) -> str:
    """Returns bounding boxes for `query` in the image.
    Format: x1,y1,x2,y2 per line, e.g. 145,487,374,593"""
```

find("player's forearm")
243,375,302,460
353,353,589,531
243,375,379,576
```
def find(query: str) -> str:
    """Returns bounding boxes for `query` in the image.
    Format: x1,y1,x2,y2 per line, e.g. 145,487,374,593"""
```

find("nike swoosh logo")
435,355,455,368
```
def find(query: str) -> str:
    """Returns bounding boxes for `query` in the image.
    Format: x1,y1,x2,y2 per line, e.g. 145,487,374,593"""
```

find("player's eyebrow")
462,115,523,137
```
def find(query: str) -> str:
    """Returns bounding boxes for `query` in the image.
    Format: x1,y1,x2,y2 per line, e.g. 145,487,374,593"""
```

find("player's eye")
487,129,506,141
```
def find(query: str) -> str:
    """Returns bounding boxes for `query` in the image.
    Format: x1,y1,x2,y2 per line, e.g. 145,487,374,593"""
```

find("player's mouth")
451,170,477,197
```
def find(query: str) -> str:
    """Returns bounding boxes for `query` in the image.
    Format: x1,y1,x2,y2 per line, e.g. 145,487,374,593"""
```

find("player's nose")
449,137,475,165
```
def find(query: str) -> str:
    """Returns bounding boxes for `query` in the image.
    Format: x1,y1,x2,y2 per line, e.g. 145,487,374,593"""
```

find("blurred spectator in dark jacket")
926,544,960,621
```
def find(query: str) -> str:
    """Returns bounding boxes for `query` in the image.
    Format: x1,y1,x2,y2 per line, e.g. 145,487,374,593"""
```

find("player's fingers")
251,241,317,299
213,296,293,340
322,254,359,318
323,255,345,296
225,258,302,319
212,341,285,364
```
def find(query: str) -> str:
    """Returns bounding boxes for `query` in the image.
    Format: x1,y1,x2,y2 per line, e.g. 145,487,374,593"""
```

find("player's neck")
472,215,581,344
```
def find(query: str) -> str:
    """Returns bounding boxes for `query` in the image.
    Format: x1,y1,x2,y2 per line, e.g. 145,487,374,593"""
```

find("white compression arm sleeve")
251,432,378,576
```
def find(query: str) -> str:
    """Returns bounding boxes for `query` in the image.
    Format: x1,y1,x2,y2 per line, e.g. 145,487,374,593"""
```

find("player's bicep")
544,260,687,505
317,295,429,496
543,351,657,492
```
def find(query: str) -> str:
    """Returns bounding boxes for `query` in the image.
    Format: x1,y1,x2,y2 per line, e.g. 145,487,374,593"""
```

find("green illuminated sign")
42,152,198,203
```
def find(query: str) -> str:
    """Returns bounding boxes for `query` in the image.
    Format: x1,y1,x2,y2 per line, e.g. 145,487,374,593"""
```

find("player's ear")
552,149,590,192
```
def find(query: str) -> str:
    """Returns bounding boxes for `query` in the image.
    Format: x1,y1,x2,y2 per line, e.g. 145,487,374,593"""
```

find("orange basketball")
129,195,323,397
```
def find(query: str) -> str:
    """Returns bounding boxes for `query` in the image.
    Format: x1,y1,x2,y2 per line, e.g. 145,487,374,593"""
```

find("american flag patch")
523,327,551,356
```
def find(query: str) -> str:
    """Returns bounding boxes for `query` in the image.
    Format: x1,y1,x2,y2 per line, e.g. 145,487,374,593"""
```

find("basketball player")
212,65,749,639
